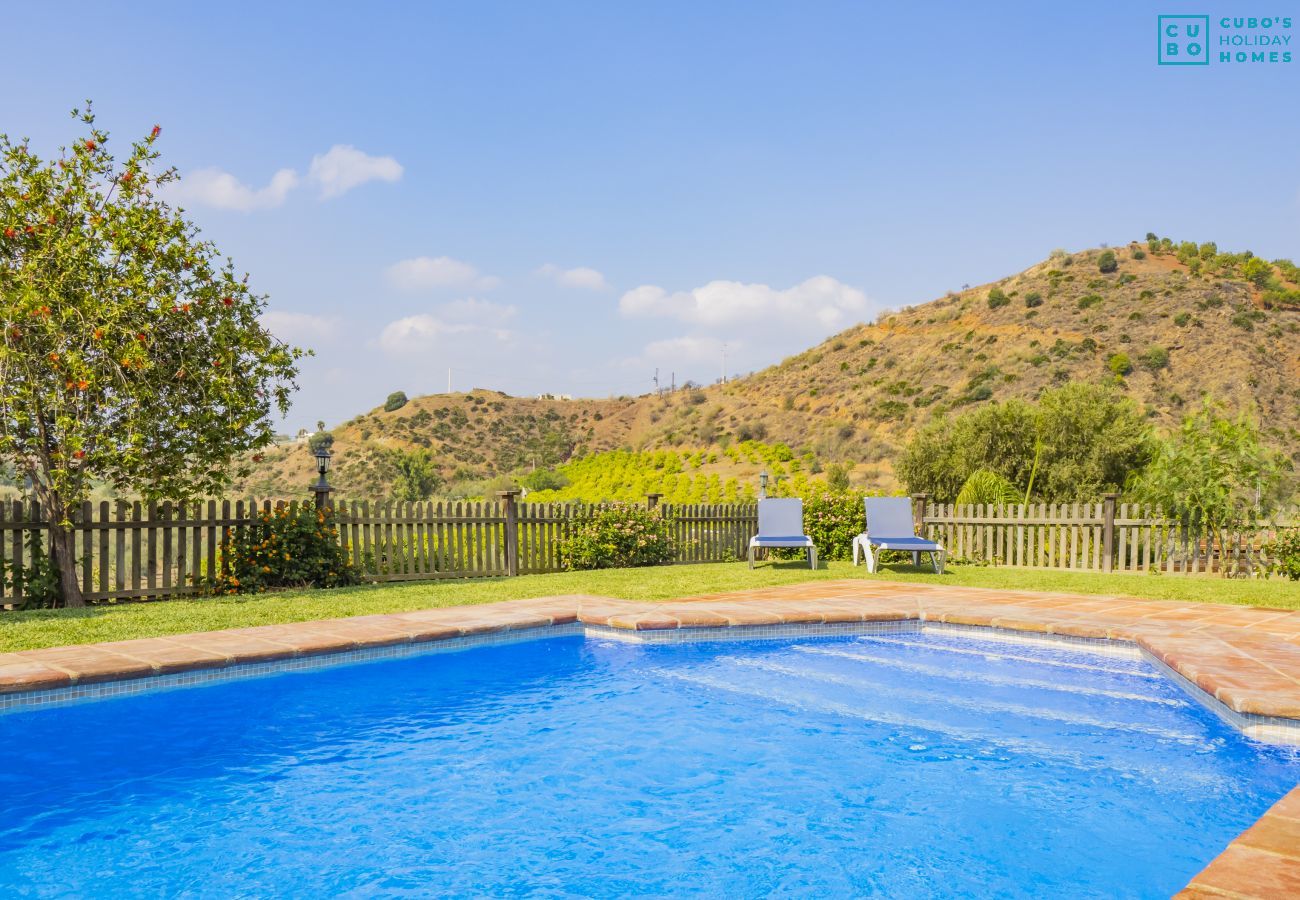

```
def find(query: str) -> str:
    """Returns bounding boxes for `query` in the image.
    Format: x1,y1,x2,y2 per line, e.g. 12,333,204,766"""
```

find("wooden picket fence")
0,498,758,607
918,497,1294,575
1,494,1292,608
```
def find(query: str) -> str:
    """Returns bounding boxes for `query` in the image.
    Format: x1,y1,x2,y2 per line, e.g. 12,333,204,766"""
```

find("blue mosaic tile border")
586,620,920,644
0,623,584,715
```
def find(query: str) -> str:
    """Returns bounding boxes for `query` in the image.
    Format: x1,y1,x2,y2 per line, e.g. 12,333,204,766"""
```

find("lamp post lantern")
311,446,333,509
759,471,769,499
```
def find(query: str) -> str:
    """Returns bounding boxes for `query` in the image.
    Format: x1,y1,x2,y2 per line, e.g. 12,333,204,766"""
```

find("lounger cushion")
751,536,814,545
865,535,941,551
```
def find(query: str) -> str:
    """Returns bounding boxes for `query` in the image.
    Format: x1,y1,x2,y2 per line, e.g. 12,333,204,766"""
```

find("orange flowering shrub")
212,505,360,594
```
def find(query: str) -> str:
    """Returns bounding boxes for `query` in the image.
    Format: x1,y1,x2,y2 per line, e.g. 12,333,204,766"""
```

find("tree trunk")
47,517,86,608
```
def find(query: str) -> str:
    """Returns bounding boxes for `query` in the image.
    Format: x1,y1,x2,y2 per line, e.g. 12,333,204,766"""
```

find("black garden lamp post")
312,446,333,509
759,471,769,499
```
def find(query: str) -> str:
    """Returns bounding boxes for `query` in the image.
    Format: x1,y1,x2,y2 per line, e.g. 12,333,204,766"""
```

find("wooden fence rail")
0,494,1292,608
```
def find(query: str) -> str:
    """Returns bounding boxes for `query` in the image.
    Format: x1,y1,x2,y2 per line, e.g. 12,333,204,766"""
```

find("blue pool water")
2,629,1298,898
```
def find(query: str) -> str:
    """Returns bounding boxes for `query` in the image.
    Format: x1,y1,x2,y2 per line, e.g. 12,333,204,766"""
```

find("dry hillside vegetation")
236,239,1300,498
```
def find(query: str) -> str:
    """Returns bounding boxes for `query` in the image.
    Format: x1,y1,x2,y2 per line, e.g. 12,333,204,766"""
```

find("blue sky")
4,1,1298,431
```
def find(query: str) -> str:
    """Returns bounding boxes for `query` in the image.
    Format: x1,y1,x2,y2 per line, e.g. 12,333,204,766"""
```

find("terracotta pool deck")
1,579,1297,897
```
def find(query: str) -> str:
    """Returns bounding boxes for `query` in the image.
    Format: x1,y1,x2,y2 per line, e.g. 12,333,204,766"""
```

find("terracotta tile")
665,609,732,627
0,654,73,693
1235,806,1300,859
1267,788,1300,820
94,638,233,674
1184,844,1300,897
16,645,155,683
164,631,300,664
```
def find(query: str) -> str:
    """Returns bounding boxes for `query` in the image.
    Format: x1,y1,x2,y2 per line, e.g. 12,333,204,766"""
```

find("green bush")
1139,346,1169,371
388,448,441,500
799,491,870,562
1174,312,1191,326
1131,248,1146,260
1,530,63,609
1097,250,1118,273
987,287,1010,309
1107,353,1132,376
384,391,409,412
1077,294,1102,310
559,504,675,570
1264,529,1300,580
1024,292,1043,308
214,505,361,594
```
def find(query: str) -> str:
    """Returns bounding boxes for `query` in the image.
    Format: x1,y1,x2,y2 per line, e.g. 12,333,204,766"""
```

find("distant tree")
521,468,569,492
1129,402,1289,547
896,383,1152,503
0,105,301,606
384,390,408,412
1241,257,1273,288
308,431,334,453
388,448,441,501
825,463,850,492
1097,250,1118,273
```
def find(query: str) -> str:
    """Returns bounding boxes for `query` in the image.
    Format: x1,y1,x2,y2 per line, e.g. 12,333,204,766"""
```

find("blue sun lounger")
748,498,817,569
852,496,945,574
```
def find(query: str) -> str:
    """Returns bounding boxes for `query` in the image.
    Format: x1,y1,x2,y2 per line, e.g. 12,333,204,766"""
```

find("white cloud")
171,167,299,211
261,311,340,344
385,256,500,291
377,301,515,355
440,298,518,322
642,335,728,364
537,263,609,290
619,275,869,330
171,144,401,211
307,145,403,199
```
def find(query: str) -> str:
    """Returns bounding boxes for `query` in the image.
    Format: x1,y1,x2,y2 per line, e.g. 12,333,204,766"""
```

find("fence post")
1102,492,1119,573
496,490,520,577
911,493,929,537
646,493,662,510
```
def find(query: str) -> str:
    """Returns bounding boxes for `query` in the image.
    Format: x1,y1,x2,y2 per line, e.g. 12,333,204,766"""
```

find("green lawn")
3,561,1297,653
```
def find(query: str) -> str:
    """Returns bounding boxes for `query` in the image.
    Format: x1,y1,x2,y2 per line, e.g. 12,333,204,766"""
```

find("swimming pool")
1,628,1297,897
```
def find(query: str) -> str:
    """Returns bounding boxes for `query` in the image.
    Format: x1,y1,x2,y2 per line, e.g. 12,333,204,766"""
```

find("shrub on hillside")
1139,346,1169,371
987,287,1010,309
1077,294,1102,310
559,505,675,570
1264,529,1300,581
213,505,361,594
1098,250,1118,273
384,391,409,412
1024,292,1043,308
1107,353,1132,376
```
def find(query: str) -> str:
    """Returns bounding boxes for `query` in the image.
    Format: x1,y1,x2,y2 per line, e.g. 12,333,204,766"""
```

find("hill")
235,237,1300,499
